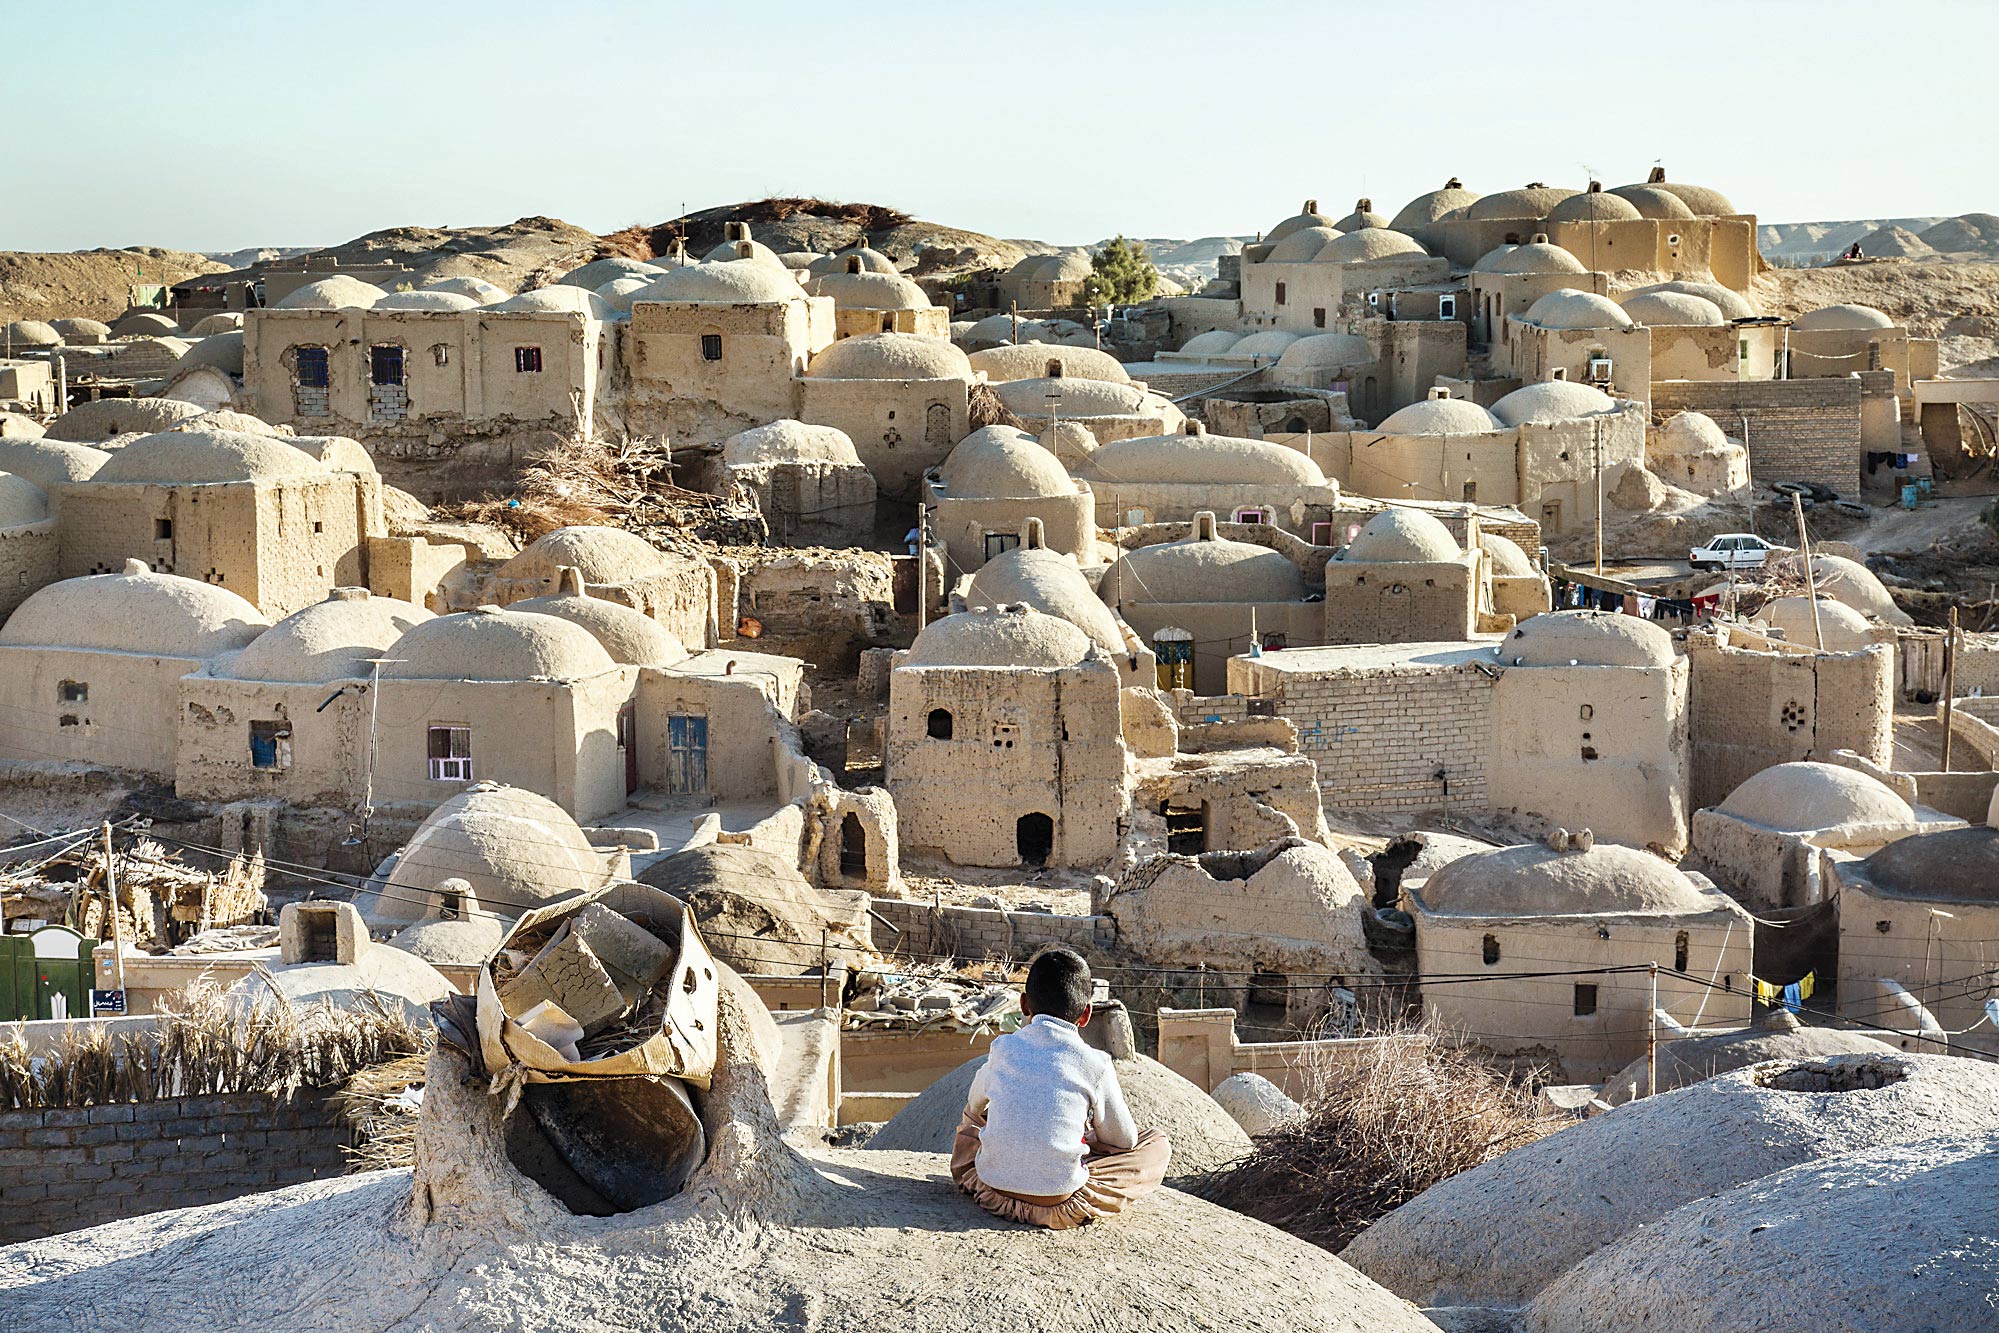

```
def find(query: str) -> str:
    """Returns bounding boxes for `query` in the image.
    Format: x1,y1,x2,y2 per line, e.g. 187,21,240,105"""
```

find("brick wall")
871,898,1116,961
0,1091,351,1244
1650,379,1861,495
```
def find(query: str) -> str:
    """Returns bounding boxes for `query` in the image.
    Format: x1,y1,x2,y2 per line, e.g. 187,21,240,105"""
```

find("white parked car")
1689,533,1779,571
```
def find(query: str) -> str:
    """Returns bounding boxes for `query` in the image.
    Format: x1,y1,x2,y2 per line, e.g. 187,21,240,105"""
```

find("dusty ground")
0,248,226,323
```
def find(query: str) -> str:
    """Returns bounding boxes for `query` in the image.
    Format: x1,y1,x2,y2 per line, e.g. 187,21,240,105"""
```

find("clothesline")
1549,576,1701,624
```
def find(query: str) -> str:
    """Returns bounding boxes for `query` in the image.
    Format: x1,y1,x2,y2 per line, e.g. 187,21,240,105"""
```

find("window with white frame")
427,725,472,781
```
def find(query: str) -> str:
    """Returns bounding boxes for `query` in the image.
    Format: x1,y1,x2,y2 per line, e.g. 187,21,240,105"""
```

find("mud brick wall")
0,1091,351,1244
1650,379,1861,495
871,898,1116,962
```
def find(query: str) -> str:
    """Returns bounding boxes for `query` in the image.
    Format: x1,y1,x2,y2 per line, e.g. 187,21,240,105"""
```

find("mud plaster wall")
1084,479,1339,540
796,377,971,499
1504,323,1652,399
1109,599,1322,696
1321,556,1479,645
1514,410,1648,534
1650,324,1781,383
175,677,369,807
931,490,1094,583
729,461,875,548
636,669,796,806
0,520,59,617
626,299,828,444
1312,428,1521,509
886,660,1126,868
0,646,205,774
1650,379,1861,496
1687,639,1894,809
1836,879,1999,1056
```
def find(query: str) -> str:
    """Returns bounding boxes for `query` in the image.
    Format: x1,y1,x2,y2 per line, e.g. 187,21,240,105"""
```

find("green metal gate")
0,926,99,1021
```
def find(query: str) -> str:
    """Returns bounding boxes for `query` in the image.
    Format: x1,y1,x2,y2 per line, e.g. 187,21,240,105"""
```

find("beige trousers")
950,1106,1172,1230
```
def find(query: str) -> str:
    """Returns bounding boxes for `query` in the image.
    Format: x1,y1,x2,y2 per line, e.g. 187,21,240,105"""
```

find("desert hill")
0,248,227,324
603,199,1028,276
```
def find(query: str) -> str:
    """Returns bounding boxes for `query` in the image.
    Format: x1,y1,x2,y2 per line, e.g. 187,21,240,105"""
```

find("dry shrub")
333,1050,429,1173
434,434,751,547
967,380,1025,432
1193,1029,1563,1252
0,978,428,1110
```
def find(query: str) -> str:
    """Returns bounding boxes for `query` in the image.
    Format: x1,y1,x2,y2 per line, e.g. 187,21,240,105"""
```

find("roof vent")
845,255,863,273
1302,199,1319,215
556,566,585,597
724,221,750,242
1648,166,1668,184
471,604,504,616
1530,233,1550,245
328,587,370,602
1586,180,1603,194
1355,197,1372,212
1022,517,1046,550
665,239,688,262
121,558,150,576
1444,177,1462,190
1194,511,1219,541
1427,387,1452,400
735,241,755,259
1183,421,1207,436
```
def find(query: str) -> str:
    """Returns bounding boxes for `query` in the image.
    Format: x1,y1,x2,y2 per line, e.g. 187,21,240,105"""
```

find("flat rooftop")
1236,638,1502,675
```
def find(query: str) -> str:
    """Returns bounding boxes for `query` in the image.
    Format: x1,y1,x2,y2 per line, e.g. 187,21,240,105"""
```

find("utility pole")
1592,417,1604,575
1740,416,1757,540
915,505,930,633
100,822,128,1001
1646,962,1659,1098
1942,606,1960,771
1791,492,1824,650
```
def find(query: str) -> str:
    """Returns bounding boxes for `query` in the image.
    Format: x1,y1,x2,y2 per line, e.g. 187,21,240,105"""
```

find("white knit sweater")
965,1014,1138,1198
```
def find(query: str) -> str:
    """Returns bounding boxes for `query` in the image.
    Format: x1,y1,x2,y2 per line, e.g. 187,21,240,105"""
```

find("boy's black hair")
1024,948,1092,1022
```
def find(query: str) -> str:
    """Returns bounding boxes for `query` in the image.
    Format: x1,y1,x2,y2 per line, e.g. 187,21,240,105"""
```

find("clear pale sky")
13,0,1993,253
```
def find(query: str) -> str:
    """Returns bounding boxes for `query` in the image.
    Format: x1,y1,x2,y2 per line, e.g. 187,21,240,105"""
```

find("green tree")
1083,235,1159,306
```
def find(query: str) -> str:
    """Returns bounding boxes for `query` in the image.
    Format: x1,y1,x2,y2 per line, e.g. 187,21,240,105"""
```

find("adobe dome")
1599,1012,1896,1105
967,343,1130,384
1466,185,1577,221
959,313,1048,345
91,429,322,485
372,290,478,311
44,396,205,442
1344,507,1460,562
1545,190,1642,223
0,472,47,526
1633,279,1758,321
1652,179,1737,216
0,560,268,657
1608,184,1697,220
805,333,972,381
1265,225,1342,263
274,277,386,310
1106,535,1308,604
1226,329,1301,360
1390,180,1481,231
173,330,245,375
937,427,1073,498
224,588,433,683
1376,396,1504,434
488,286,610,320
0,437,110,487
1530,1134,1999,1333
1717,760,1913,832
1851,824,1999,902
1087,431,1326,485
993,377,1179,425
1490,380,1620,427
422,276,510,303
183,409,285,438
1470,244,1518,272
111,311,182,337
1314,228,1428,264
1522,289,1634,330
1029,252,1093,282
703,238,786,267
594,276,652,314
1619,290,1726,326
1264,201,1334,245
807,245,898,277
1502,609,1674,668
902,604,1095,669
963,547,1126,655
1274,333,1374,378
1416,841,1711,916
0,412,43,440
554,256,663,290
498,525,686,589
189,313,243,336
373,783,611,926
1793,303,1896,332
1656,411,1732,454
1481,241,1588,276
385,605,618,682
1761,596,1876,651
510,573,689,667
634,261,803,305
2,320,61,347
722,419,861,468
804,270,932,310
53,317,115,339
1480,532,1535,576
1783,553,1909,624
1332,198,1388,232
1176,329,1243,356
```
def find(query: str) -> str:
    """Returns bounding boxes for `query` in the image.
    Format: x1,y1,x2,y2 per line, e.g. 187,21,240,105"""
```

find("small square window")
514,346,543,373
249,720,290,770
1573,983,1598,1017
1439,295,1457,319
312,521,324,534
1274,282,1287,306
1312,307,1326,328
293,346,330,388
700,333,723,361
154,518,173,541
59,681,87,704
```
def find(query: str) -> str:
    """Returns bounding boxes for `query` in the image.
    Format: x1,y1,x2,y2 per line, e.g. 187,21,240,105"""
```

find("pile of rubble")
0,835,265,951
844,962,1021,1034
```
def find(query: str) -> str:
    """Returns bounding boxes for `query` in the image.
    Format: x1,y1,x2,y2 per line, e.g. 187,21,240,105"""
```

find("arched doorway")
1016,813,1054,867
840,813,867,878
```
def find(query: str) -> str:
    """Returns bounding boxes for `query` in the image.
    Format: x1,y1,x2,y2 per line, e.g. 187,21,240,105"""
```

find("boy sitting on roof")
950,948,1171,1229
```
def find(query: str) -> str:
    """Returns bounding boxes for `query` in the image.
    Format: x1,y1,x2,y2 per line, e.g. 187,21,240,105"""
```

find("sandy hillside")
606,198,1028,275
0,248,227,324
209,216,605,295
1754,260,1999,369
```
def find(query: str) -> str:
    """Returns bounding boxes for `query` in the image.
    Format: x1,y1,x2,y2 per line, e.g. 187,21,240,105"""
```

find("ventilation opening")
154,519,173,541
1753,1059,1907,1093
926,708,953,740
1016,812,1054,867
1674,930,1689,973
839,813,867,877
296,907,339,964
1246,972,1288,1008
58,680,87,704
1368,836,1425,910
502,1077,706,1216
1573,983,1598,1017
1482,934,1500,965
